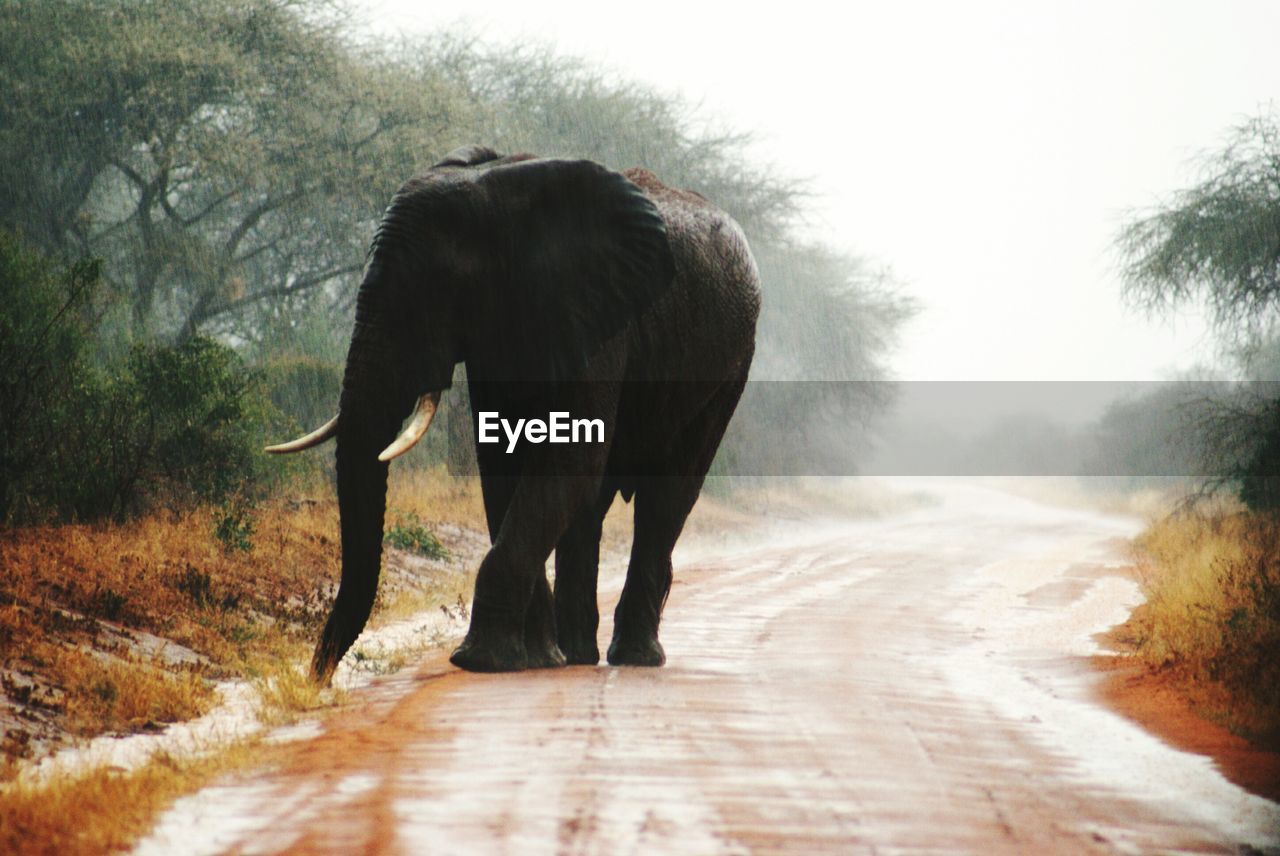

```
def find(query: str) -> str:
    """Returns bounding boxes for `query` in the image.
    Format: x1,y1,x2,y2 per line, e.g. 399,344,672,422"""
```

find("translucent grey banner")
439,380,1280,478
727,380,1280,477
440,381,1280,481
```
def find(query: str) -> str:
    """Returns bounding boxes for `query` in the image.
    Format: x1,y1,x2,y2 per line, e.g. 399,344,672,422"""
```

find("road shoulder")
1091,656,1280,804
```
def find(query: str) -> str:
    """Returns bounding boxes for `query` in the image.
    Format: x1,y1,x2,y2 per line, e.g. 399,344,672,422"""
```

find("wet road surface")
137,482,1280,854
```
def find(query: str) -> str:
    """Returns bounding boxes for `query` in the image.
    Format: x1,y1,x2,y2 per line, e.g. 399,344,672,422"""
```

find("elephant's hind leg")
607,478,687,667
554,487,615,665
609,377,747,666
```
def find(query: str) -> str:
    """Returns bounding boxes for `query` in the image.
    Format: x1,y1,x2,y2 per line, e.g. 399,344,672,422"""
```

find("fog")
345,1,1280,481
5,0,1278,508
359,0,1277,384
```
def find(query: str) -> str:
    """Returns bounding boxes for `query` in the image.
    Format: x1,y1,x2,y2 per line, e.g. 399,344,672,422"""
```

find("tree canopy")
1118,111,1280,343
1116,109,1280,506
2,0,914,486
1,0,476,341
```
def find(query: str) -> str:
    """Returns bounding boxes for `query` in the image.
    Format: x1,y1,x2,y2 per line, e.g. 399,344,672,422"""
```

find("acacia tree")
1117,110,1280,505
1120,112,1280,339
0,0,476,342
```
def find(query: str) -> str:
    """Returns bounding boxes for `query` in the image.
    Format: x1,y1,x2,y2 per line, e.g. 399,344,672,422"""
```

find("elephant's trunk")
310,290,410,684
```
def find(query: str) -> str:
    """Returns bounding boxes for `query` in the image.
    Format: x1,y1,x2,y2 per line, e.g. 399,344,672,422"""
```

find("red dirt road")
137,483,1280,854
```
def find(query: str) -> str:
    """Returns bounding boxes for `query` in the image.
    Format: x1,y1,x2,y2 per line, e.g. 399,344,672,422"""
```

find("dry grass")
0,499,339,766
0,497,342,661
386,466,487,529
1,737,273,856
1121,503,1280,746
251,659,346,725
1,469,488,768
45,647,213,737
1,468,488,851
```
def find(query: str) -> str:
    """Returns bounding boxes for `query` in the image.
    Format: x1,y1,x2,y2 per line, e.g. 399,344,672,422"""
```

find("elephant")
267,145,760,683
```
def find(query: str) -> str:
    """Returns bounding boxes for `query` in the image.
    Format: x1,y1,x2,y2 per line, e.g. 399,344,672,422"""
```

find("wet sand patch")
1092,656,1280,805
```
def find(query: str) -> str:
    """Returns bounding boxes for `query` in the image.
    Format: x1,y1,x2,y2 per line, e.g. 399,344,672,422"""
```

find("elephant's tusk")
378,392,440,462
264,414,339,454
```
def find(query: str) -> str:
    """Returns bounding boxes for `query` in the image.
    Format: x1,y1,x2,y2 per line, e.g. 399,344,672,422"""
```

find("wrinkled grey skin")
305,145,759,682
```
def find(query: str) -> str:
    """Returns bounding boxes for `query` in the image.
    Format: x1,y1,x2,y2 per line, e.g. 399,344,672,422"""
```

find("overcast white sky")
356,0,1277,381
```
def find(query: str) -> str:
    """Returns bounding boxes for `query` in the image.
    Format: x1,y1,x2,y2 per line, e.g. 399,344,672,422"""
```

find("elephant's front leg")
449,547,565,671
451,475,602,673
524,573,565,669
465,471,563,670
450,544,540,672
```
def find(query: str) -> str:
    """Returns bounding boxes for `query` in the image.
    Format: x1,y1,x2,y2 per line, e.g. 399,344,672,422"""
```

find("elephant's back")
622,168,761,383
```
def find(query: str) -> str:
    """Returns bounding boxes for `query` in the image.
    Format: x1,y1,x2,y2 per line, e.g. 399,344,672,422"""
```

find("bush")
1130,508,1280,744
261,355,343,441
128,337,270,505
1234,396,1280,511
57,336,277,520
213,497,256,554
384,514,449,560
0,231,101,523
0,238,278,522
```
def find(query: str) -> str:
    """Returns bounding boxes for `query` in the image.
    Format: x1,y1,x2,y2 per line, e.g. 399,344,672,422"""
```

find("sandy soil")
1093,657,1280,805
133,481,1280,854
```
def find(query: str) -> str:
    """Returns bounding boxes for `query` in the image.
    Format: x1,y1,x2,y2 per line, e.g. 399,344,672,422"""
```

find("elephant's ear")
474,158,676,384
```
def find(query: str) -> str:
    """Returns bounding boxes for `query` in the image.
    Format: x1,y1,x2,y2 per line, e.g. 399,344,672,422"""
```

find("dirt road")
136,482,1280,854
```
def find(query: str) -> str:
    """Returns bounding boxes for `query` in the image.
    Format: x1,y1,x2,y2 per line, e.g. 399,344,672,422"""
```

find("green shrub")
0,231,101,523
127,336,269,505
38,336,279,520
1,234,279,522
261,355,343,435
1236,398,1280,511
384,514,449,559
214,497,256,554
258,354,343,482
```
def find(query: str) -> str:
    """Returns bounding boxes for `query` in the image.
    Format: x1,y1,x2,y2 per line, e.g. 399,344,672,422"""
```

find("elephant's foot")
450,632,528,672
523,582,565,670
554,604,601,665
450,607,528,672
525,638,567,669
606,633,665,667
559,636,600,666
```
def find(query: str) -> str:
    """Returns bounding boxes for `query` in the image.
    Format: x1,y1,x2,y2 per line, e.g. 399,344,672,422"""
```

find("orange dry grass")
386,466,486,528
1,496,340,637
0,498,343,768
2,471,487,765
1,741,267,856
45,646,211,737
1122,505,1280,745
0,471,487,851
1,500,341,657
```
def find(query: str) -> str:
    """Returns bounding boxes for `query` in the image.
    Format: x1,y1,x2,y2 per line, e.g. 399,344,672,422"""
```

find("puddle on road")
945,521,1279,850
